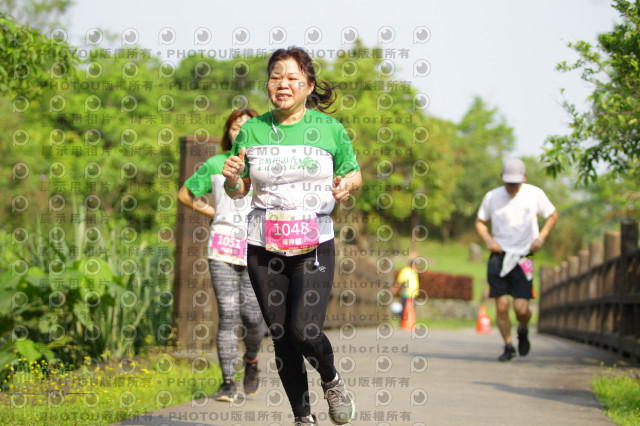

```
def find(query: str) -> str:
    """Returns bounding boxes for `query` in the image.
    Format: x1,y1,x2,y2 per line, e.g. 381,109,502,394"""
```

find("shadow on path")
113,416,220,426
474,381,602,408
407,331,634,368
113,328,621,426
417,350,627,368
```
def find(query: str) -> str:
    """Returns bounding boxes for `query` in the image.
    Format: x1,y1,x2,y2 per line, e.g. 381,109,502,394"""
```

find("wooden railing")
538,220,640,361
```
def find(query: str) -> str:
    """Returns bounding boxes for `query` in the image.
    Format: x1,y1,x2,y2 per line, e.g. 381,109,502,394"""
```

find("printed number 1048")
272,222,309,237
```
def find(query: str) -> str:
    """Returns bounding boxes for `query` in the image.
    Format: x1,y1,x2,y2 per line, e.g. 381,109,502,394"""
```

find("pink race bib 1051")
211,232,247,264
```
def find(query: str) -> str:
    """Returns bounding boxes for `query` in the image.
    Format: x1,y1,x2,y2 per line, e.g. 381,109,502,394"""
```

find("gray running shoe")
244,360,260,395
213,379,237,402
294,414,318,425
322,374,355,425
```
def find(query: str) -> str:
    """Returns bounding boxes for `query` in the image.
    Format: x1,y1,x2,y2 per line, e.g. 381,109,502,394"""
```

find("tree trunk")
441,221,451,245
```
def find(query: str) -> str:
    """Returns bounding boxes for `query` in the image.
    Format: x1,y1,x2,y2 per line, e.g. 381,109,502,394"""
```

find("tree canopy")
2,0,72,33
543,0,640,184
441,96,515,241
0,11,77,98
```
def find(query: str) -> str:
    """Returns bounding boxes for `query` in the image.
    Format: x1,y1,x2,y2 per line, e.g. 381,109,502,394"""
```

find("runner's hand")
222,147,246,188
332,175,350,203
530,237,544,253
487,239,502,253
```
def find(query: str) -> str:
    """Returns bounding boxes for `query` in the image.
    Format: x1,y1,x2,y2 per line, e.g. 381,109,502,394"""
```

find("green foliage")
520,156,585,259
0,203,174,381
173,54,270,112
1,0,73,32
321,41,458,238
592,368,640,426
2,40,465,244
1,48,274,233
0,11,77,98
543,0,640,184
441,96,515,240
523,151,639,258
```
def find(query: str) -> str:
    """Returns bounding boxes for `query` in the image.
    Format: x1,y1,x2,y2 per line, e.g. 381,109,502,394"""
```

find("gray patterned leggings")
208,259,265,381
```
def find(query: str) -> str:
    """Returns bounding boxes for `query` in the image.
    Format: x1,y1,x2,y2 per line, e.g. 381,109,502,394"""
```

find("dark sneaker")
518,326,531,356
213,380,237,402
244,359,260,395
498,343,516,362
322,374,355,425
294,414,318,425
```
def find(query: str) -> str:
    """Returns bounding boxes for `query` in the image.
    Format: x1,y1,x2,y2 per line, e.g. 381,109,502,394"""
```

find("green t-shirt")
184,153,252,263
231,109,360,245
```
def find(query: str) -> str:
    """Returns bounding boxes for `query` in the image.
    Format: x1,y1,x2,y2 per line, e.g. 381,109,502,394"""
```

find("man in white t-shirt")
476,158,559,361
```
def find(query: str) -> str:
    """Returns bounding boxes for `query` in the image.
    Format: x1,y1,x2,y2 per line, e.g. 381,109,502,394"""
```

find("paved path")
114,326,632,426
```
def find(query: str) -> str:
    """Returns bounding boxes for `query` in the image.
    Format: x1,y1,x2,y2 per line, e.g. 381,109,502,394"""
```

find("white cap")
502,158,526,183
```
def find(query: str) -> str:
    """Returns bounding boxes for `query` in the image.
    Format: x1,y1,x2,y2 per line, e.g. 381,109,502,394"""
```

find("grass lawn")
592,368,640,425
0,354,223,426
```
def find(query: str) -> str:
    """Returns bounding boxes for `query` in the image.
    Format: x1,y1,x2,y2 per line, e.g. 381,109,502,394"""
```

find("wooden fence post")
620,220,639,257
568,256,579,302
567,257,579,328
554,266,562,308
539,265,551,331
539,266,556,330
174,136,219,354
560,261,569,309
604,231,621,261
578,249,589,300
603,231,620,296
618,220,638,358
589,241,603,267
589,241,603,299
578,250,590,274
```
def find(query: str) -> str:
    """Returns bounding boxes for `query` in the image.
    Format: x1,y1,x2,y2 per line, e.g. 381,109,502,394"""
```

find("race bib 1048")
265,209,319,256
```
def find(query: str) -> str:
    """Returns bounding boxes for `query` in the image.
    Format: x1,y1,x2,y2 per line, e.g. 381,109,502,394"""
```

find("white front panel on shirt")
245,145,336,246
482,184,555,253
247,145,335,214
210,174,252,233
208,174,252,263
491,193,538,252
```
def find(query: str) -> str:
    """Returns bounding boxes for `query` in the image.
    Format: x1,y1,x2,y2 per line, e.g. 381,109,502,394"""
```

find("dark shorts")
487,253,534,299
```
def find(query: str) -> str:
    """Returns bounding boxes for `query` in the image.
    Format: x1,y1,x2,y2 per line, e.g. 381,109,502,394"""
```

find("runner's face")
228,114,250,142
501,173,526,196
503,182,523,196
268,58,314,113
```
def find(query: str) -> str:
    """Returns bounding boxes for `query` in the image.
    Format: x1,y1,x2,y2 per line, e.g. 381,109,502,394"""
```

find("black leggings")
247,239,337,417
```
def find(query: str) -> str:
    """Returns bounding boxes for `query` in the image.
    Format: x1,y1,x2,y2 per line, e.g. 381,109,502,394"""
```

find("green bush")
0,202,174,384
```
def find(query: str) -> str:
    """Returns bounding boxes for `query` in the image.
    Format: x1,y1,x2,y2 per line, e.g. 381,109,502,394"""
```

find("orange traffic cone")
401,299,416,331
476,305,491,334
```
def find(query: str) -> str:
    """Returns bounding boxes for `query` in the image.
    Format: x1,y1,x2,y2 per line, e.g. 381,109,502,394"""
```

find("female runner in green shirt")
223,47,362,425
